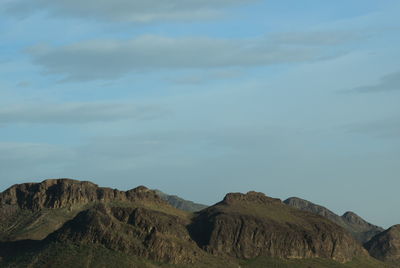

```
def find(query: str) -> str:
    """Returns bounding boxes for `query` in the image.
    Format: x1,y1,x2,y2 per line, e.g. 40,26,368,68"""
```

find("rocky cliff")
284,197,384,243
0,179,162,210
190,191,368,263
47,204,203,264
0,179,169,242
364,225,400,263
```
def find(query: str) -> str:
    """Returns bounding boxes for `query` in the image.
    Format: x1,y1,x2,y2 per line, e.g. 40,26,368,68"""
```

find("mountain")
189,191,368,263
154,190,207,212
284,197,384,243
0,179,208,262
0,179,395,268
364,225,400,263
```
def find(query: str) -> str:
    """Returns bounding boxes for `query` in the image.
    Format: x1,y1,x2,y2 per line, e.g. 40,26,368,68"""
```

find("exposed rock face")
49,204,203,264
154,190,207,212
284,197,384,243
0,179,174,243
189,191,368,263
0,179,203,265
364,225,400,263
0,179,162,210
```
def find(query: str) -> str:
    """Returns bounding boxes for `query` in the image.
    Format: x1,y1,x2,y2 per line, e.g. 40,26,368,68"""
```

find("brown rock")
364,224,400,263
189,191,368,263
48,204,204,264
0,179,169,242
0,179,163,210
284,197,384,243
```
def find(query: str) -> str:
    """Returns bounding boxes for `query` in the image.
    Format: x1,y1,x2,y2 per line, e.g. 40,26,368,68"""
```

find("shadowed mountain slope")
364,225,400,263
284,197,384,243
154,190,207,212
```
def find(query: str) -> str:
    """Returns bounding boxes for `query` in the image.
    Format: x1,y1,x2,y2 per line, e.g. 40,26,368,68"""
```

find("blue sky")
0,0,399,227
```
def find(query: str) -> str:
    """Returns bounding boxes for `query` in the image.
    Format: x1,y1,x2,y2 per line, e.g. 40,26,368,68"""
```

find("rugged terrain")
0,179,397,268
364,224,400,264
190,192,368,262
284,197,384,243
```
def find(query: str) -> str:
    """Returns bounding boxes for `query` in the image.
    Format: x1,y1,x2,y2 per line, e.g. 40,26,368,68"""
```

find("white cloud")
346,117,400,139
166,69,244,85
0,102,167,125
3,0,257,22
352,71,400,93
27,32,363,82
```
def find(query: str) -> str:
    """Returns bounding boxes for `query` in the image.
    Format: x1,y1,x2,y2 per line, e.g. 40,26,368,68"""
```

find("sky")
0,0,399,228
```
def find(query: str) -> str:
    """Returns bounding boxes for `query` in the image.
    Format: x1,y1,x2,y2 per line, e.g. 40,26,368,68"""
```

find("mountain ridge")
284,197,384,243
154,189,207,212
0,179,397,268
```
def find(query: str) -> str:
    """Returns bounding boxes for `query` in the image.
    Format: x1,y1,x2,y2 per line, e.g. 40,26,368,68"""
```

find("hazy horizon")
1,0,399,228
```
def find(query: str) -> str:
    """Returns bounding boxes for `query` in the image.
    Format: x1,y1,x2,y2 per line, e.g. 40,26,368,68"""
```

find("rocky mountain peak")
342,211,367,225
0,179,164,211
222,191,281,205
283,197,384,243
190,191,368,263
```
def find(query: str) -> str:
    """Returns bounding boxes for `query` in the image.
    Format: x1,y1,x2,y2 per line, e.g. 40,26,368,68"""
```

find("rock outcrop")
190,191,368,263
284,197,384,243
364,225,400,263
0,179,173,242
0,179,203,265
48,204,203,264
0,179,162,210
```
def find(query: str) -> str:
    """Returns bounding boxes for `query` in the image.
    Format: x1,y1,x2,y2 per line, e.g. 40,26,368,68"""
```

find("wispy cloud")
267,31,366,46
27,32,364,82
3,0,258,23
0,102,167,125
345,117,400,139
351,71,400,93
167,69,244,85
0,142,74,180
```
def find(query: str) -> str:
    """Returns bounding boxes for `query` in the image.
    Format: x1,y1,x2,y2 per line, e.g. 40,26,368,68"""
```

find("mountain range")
0,179,398,268
283,197,384,244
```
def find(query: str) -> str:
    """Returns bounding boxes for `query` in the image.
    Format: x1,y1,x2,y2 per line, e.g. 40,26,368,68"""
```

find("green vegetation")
2,242,396,268
1,242,158,268
241,256,397,268
0,242,232,268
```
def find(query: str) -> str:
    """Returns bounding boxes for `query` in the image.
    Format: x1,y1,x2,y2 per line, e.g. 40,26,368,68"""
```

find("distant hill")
0,179,397,268
365,224,400,264
154,190,207,212
284,197,384,243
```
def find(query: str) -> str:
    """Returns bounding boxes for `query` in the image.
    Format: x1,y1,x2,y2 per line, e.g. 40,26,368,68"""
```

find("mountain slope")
189,191,368,263
0,179,213,265
364,225,400,263
0,179,185,242
284,197,384,243
154,190,207,212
